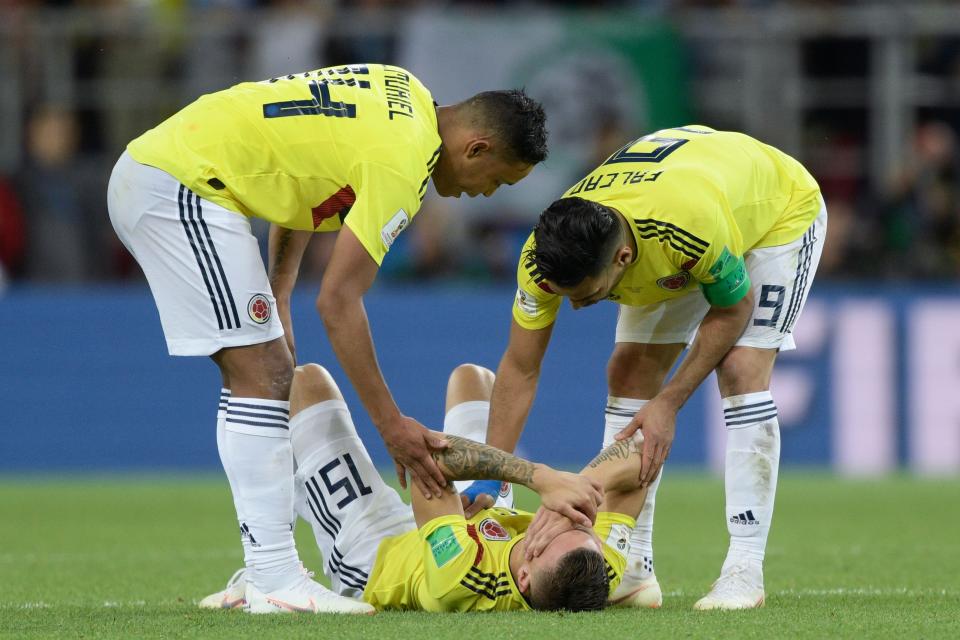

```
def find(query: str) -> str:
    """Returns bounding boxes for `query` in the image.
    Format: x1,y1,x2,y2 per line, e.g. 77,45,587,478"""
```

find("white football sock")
215,389,252,569
222,396,301,593
604,395,659,579
722,391,781,567
443,401,513,508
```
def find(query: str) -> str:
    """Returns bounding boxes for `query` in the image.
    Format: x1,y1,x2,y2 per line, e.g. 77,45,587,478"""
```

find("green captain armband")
699,247,750,307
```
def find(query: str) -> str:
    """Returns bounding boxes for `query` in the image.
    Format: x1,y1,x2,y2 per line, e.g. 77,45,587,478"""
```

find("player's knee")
606,343,676,397
446,363,495,406
292,363,343,404
716,347,775,397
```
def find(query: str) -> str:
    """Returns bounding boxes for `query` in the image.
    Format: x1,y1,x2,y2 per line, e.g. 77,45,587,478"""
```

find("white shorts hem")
166,325,284,356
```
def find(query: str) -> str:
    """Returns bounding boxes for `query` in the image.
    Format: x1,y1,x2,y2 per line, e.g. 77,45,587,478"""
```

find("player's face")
548,260,629,310
526,527,603,589
433,143,533,198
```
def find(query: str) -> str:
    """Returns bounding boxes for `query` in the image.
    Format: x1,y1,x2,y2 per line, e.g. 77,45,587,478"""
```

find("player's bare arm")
486,319,553,453
430,434,602,527
526,436,649,559
618,288,755,486
267,224,313,361
318,224,448,498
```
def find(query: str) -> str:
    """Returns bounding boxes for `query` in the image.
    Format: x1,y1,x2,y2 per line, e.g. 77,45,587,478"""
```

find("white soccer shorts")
615,203,827,351
107,151,283,356
291,400,416,599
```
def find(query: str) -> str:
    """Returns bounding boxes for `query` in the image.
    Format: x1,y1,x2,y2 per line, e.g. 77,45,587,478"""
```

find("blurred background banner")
399,8,690,217
3,285,958,475
1,2,959,476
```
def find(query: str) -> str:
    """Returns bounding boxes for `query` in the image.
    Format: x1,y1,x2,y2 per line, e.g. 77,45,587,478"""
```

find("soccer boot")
198,568,247,610
245,570,375,615
693,561,765,610
610,572,663,609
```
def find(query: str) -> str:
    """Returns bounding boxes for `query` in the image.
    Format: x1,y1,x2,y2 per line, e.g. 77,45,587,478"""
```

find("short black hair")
461,89,548,165
528,547,610,612
527,197,621,288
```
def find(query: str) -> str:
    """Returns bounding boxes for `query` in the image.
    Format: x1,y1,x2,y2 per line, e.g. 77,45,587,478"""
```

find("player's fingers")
561,504,593,529
410,462,444,498
614,420,641,441
395,462,407,490
525,508,548,540
643,443,665,485
425,432,448,450
410,469,440,500
639,444,655,485
460,494,471,511
418,453,448,492
589,478,604,505
531,524,562,557
465,493,494,519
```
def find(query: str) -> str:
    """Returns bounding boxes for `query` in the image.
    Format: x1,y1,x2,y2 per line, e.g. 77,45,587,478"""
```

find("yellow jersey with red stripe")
127,64,441,265
363,509,634,612
513,125,821,329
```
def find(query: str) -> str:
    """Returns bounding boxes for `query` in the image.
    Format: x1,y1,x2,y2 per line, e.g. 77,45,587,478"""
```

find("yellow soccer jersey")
363,509,634,612
513,125,822,329
127,64,441,265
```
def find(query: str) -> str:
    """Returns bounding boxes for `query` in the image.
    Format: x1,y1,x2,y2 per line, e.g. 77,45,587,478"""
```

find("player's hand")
382,417,448,498
524,507,578,560
530,467,602,528
460,480,499,519
615,396,677,487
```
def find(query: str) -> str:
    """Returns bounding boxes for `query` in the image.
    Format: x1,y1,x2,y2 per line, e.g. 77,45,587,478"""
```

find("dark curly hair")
461,89,548,165
527,197,621,287
528,547,610,612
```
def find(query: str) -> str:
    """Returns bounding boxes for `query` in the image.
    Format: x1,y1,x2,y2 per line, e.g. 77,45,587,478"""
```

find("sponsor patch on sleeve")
515,288,539,316
604,523,631,560
380,209,409,250
426,525,463,568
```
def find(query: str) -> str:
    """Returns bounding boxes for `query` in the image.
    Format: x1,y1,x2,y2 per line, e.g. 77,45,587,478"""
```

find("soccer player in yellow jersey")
202,362,652,613
464,125,827,610
106,64,548,613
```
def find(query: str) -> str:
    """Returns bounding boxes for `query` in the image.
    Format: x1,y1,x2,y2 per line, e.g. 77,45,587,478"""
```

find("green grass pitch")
1,473,958,639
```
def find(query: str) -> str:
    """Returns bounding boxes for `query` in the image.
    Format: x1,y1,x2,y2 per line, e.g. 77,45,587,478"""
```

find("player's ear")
614,245,632,267
466,138,491,158
516,565,531,595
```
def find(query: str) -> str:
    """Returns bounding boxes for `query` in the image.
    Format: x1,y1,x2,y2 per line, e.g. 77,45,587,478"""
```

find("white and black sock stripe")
724,399,778,428
225,398,289,435
218,388,231,413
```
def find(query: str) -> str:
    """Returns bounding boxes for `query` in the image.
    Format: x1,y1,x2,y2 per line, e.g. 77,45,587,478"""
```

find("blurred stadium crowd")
2,0,960,287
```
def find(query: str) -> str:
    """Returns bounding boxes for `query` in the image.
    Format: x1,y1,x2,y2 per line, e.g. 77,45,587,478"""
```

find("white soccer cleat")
245,571,375,615
693,561,765,610
610,572,663,609
198,568,248,610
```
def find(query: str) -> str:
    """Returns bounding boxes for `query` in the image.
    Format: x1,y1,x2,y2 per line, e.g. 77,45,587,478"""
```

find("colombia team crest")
478,518,511,541
247,294,272,324
656,270,691,291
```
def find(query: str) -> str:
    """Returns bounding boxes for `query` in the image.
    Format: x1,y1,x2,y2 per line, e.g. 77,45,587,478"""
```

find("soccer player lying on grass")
201,362,652,613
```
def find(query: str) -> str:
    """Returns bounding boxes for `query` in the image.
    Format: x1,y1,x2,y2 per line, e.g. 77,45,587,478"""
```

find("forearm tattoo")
588,439,640,469
433,435,535,485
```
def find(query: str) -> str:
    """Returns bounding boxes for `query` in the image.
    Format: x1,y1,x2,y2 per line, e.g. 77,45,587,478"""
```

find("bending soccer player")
202,362,652,613
107,65,548,613
466,125,827,610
